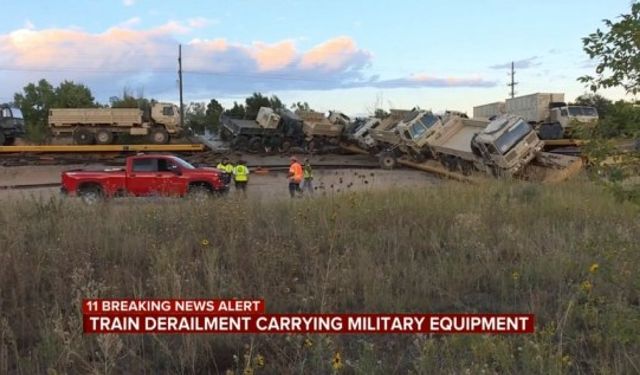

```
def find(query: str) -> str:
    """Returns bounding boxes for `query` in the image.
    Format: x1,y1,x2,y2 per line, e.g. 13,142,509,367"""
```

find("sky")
0,0,635,116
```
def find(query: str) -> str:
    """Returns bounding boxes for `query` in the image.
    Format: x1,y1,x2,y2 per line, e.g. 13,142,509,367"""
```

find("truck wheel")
73,128,95,145
79,186,103,205
4,137,15,146
232,136,249,150
95,129,114,145
247,137,263,153
378,152,397,170
149,128,169,144
280,140,292,153
0,133,5,146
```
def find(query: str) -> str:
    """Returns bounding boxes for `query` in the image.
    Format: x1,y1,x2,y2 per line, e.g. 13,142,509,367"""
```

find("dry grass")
0,180,639,374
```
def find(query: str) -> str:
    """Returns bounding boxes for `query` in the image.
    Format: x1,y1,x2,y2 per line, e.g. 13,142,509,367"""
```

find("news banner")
83,299,535,334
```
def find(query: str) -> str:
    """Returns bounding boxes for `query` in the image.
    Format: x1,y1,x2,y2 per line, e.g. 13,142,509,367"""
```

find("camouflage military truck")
48,103,182,144
296,110,344,151
0,105,25,145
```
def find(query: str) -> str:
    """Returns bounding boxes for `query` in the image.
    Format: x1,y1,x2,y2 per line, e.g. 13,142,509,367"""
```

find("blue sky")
0,0,634,115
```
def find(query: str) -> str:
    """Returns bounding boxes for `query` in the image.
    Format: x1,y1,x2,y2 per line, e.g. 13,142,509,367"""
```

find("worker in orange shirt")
288,156,303,198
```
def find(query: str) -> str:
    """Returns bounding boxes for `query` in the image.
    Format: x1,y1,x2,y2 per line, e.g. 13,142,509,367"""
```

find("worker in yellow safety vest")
217,157,234,184
232,159,249,195
302,158,314,194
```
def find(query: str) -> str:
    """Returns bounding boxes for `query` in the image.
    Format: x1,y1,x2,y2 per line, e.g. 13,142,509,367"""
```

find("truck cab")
150,103,181,132
396,111,443,159
471,115,544,175
549,104,599,132
0,105,26,145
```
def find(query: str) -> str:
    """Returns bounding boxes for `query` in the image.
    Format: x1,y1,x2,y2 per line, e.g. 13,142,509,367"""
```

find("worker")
288,156,303,198
232,159,249,196
216,157,234,184
302,158,314,194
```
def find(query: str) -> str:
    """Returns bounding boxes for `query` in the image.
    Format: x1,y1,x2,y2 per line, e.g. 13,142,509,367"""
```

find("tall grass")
0,181,638,374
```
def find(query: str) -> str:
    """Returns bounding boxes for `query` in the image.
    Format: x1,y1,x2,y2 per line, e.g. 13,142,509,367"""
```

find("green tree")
374,108,390,119
224,101,246,119
13,79,95,143
579,2,640,94
243,92,285,119
185,102,207,134
291,101,311,112
53,81,96,108
204,99,224,132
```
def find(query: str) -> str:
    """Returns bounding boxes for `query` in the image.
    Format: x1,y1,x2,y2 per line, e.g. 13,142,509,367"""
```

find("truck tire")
95,129,114,145
378,152,397,170
0,133,5,146
4,137,15,146
247,137,263,153
78,185,103,205
149,127,169,144
73,128,95,145
232,136,249,150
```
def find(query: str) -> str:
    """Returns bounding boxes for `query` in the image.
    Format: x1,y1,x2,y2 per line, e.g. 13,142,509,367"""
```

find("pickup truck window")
158,158,178,172
133,159,158,172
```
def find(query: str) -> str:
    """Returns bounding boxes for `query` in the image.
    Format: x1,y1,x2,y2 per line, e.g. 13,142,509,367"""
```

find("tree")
185,102,207,134
374,108,390,119
110,88,151,110
579,2,640,94
205,99,223,131
14,79,96,142
572,94,614,119
244,92,285,119
291,101,311,112
53,81,95,108
224,102,246,119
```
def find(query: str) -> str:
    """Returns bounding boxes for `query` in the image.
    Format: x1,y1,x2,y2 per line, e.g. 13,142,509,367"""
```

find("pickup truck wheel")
95,129,114,145
149,128,169,144
378,152,397,170
73,128,95,145
79,186,103,205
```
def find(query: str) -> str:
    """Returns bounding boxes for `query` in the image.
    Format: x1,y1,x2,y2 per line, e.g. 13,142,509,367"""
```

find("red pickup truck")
61,154,228,203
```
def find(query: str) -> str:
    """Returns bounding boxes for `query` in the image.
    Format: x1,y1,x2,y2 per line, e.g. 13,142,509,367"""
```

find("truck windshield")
419,113,439,128
568,106,598,117
494,120,533,155
409,122,427,139
173,158,195,169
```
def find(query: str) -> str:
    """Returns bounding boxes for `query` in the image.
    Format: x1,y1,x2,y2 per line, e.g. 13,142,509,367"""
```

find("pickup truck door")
156,158,186,196
127,158,160,196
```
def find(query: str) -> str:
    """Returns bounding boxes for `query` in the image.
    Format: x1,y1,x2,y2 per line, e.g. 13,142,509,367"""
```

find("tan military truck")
369,109,414,146
48,102,182,145
296,110,344,151
430,114,544,176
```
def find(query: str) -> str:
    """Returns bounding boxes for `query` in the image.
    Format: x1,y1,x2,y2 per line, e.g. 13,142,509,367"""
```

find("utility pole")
178,44,184,128
507,61,517,98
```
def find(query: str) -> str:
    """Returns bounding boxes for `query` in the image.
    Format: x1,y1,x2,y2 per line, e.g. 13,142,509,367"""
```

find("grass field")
1,180,639,374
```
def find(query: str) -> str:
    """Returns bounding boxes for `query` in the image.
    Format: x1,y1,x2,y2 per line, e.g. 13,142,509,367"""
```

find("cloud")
123,0,135,6
186,17,216,29
490,56,541,70
0,24,496,101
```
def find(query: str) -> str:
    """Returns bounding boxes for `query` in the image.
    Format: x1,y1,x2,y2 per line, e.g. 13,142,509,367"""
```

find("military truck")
369,109,414,146
0,105,25,145
345,117,383,150
296,110,345,151
473,93,599,140
48,103,182,145
219,107,305,153
431,114,543,176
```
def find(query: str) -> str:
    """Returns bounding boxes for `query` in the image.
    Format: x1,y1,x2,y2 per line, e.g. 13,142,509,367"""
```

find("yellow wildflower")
254,354,265,368
303,338,313,348
243,368,253,375
589,263,599,273
581,280,593,293
201,239,210,246
332,352,343,371
512,271,520,281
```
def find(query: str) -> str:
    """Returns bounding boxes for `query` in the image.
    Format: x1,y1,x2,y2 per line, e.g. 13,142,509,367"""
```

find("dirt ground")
0,164,440,202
